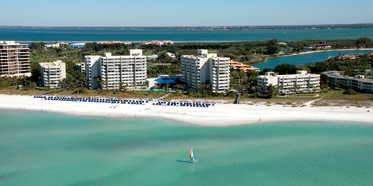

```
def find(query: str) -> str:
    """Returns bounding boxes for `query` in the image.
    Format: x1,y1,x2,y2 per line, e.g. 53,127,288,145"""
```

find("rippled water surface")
1,110,373,186
1,28,373,42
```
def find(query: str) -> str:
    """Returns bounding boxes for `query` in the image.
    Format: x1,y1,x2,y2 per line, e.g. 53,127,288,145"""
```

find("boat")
189,147,198,163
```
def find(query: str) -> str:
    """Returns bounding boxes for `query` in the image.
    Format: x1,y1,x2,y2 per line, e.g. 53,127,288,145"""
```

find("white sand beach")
0,95,372,126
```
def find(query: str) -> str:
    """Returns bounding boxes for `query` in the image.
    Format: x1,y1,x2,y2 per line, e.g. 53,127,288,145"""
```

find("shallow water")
1,110,372,186
253,50,373,69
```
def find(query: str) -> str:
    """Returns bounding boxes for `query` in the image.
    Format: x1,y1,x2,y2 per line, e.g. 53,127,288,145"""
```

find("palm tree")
266,84,279,98
205,83,211,92
165,82,170,92
180,84,185,93
104,80,109,90
196,84,201,93
294,84,300,94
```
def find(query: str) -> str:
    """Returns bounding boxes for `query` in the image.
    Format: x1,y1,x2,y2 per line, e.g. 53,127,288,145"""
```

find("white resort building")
257,70,320,94
181,49,230,93
323,71,373,93
76,61,85,73
85,49,147,90
39,60,66,88
45,42,68,48
0,41,31,77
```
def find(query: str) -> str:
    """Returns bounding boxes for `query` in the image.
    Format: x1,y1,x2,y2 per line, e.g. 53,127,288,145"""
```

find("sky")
1,0,373,27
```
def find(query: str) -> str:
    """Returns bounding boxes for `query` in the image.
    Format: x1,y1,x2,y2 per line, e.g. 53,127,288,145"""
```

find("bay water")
1,28,373,42
1,110,372,186
253,50,373,69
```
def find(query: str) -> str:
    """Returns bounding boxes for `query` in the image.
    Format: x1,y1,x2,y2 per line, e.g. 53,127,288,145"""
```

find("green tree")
266,84,279,98
343,89,357,95
274,64,298,75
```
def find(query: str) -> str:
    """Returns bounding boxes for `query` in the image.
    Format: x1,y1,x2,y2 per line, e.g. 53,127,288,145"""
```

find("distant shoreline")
274,48,373,58
2,24,373,30
15,40,241,44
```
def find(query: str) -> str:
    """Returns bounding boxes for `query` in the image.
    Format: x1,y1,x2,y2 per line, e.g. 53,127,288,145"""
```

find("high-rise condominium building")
181,49,230,93
85,49,147,89
0,41,30,77
257,70,320,94
39,60,66,88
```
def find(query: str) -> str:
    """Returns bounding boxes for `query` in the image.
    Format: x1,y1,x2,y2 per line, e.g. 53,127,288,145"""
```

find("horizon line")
2,23,373,28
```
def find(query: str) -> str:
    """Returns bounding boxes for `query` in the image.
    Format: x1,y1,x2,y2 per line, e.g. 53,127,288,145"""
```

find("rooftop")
39,60,64,68
323,71,373,83
0,41,24,45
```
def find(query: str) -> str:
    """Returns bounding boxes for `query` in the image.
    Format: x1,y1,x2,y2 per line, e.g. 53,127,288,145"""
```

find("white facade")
257,70,320,93
181,49,230,93
85,55,101,89
146,54,159,60
85,49,147,90
323,71,373,93
76,61,85,73
46,42,68,48
96,41,132,45
39,60,66,88
167,52,176,58
0,41,31,77
140,40,174,45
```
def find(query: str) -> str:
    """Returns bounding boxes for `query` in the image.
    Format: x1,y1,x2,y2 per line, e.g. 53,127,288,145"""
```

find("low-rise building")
313,41,331,49
167,52,176,59
96,41,132,45
46,42,68,48
39,60,66,88
257,70,320,94
305,41,331,51
147,74,183,88
229,60,260,72
140,40,174,46
304,46,314,51
146,54,159,60
323,71,373,93
181,49,230,93
365,69,373,77
341,54,356,60
70,43,86,48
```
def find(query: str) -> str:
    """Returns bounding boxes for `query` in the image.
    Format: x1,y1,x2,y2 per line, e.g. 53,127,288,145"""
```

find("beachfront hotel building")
257,70,320,94
181,49,230,93
85,49,147,90
323,71,373,93
39,60,66,88
0,41,31,77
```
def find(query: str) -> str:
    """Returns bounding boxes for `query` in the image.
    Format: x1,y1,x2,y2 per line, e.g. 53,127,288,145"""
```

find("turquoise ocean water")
1,28,373,42
253,50,373,69
1,110,372,186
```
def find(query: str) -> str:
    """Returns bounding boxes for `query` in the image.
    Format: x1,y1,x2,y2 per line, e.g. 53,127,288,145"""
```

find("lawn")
143,50,154,55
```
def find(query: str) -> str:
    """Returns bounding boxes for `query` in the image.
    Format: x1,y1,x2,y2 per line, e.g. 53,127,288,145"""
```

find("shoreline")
15,40,243,44
1,95,372,126
253,48,373,67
